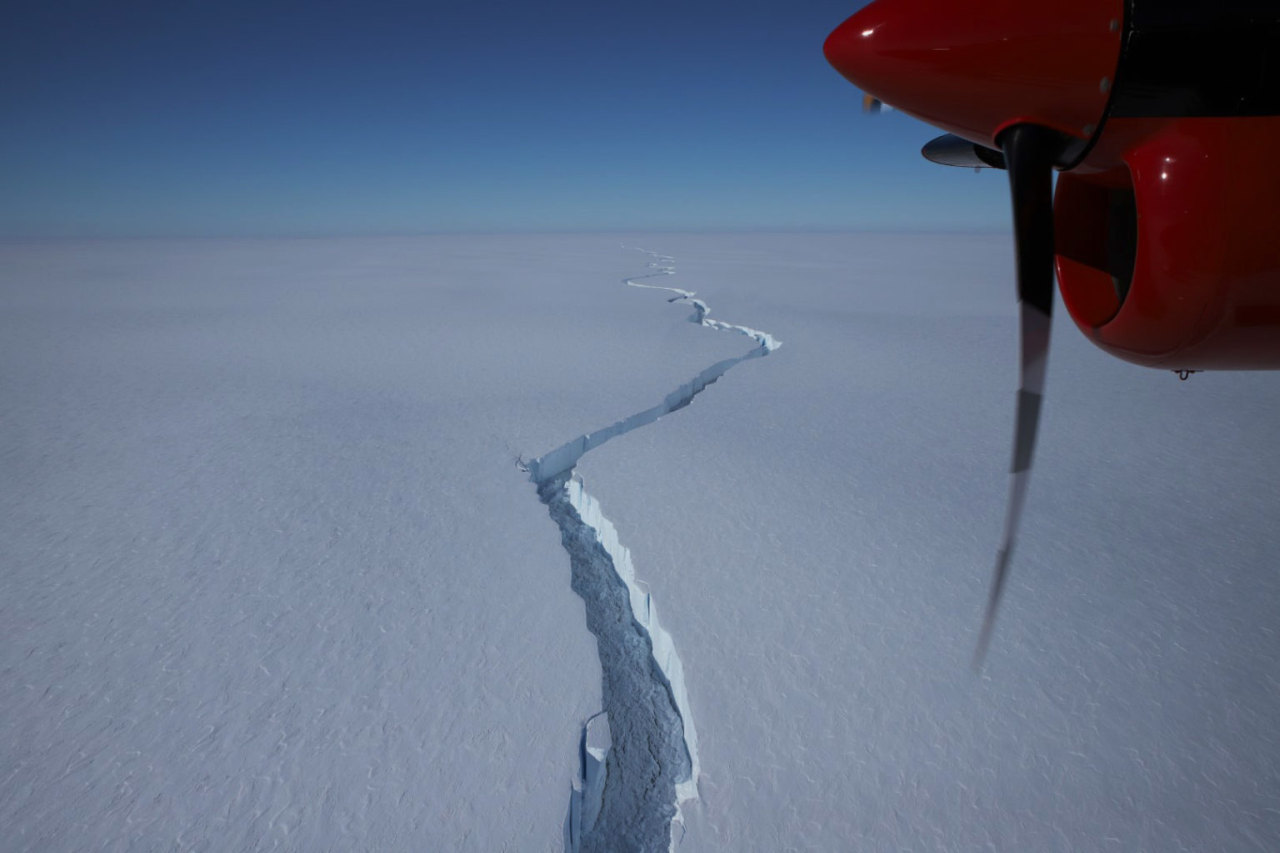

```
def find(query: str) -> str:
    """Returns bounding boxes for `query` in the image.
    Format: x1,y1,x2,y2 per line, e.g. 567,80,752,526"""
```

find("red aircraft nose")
824,0,1123,150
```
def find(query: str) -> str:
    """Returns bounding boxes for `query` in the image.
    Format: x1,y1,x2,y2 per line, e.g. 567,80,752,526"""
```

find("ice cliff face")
528,250,780,852
546,475,691,853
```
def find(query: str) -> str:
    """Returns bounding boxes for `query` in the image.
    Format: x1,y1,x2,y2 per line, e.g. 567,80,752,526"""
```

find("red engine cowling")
826,0,1280,371
1056,116,1280,369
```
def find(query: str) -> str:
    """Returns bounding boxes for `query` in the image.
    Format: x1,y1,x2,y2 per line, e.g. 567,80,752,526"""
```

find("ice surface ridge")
529,250,780,852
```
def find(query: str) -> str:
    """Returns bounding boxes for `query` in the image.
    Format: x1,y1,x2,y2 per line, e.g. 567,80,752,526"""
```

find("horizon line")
0,225,1010,243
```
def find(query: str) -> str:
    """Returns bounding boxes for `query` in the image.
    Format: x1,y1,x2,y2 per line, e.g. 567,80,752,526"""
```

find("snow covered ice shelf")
573,233,1280,851
5,232,1280,851
0,235,745,851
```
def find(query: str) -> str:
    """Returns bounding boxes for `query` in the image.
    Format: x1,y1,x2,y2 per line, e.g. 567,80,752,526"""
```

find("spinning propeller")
823,0,1121,665
824,0,1280,664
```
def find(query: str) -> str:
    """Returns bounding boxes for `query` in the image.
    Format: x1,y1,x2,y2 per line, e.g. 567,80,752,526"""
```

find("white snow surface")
4,233,1280,851
576,233,1280,851
0,236,742,852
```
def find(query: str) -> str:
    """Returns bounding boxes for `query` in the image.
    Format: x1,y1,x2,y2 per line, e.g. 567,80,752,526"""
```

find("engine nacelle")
1056,128,1280,370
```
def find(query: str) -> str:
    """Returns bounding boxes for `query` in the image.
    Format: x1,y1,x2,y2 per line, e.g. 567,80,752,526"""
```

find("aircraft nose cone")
822,3,894,81
824,0,1123,149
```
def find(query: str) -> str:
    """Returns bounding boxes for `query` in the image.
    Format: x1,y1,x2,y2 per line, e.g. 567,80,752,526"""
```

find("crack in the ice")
531,249,780,853
530,254,778,486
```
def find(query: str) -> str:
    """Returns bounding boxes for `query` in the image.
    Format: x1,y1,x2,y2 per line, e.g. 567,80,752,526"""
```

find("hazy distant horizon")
0,224,1011,242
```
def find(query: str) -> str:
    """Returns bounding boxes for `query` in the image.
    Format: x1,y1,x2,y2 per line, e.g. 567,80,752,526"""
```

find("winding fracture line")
528,249,780,852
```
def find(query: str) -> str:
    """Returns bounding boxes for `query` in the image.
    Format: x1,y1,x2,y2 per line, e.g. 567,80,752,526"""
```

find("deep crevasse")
529,249,780,852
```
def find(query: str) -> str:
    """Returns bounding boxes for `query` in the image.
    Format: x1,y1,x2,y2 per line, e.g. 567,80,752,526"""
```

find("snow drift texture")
3,233,1279,851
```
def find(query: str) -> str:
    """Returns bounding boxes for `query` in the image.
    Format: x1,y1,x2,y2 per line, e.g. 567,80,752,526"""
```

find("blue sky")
2,0,1009,236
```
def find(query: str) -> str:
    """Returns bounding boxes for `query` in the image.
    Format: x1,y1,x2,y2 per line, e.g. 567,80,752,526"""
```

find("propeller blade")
862,93,883,115
974,124,1059,669
921,134,1006,170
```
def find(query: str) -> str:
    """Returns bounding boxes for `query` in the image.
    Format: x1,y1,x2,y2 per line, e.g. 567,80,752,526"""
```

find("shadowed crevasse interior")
527,249,780,852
